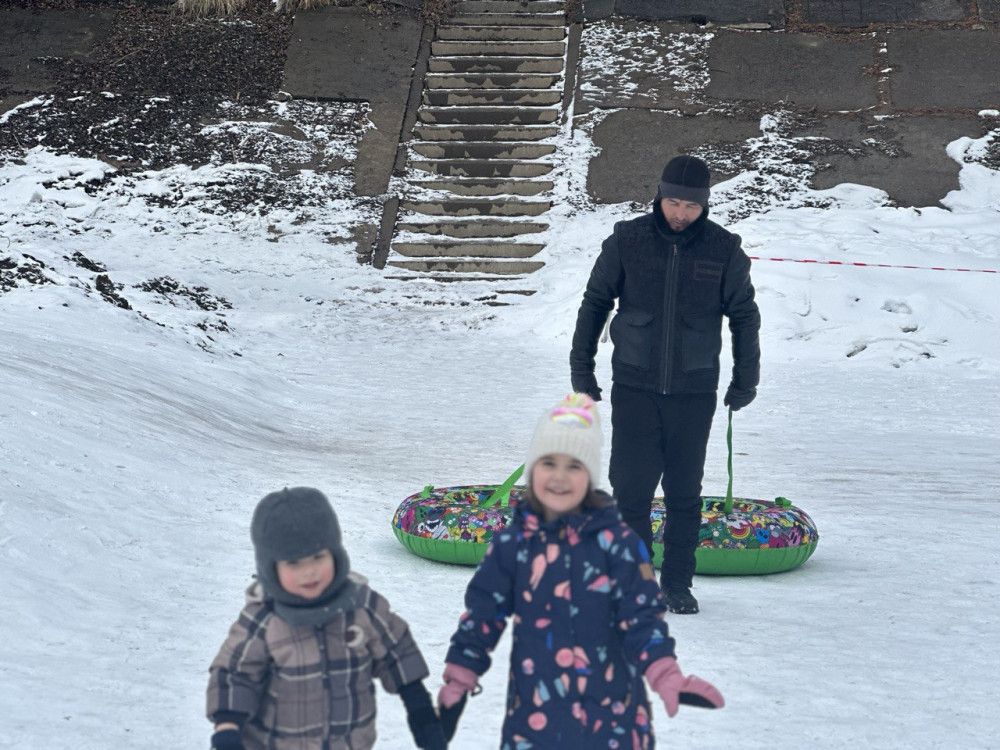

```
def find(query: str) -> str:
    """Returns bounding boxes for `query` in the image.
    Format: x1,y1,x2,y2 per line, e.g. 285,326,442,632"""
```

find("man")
570,155,761,615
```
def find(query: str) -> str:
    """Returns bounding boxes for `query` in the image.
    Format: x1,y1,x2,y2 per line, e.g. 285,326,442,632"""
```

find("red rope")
748,256,998,273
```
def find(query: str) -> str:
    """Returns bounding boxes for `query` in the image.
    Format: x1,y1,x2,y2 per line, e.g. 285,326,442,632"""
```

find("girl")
438,394,723,749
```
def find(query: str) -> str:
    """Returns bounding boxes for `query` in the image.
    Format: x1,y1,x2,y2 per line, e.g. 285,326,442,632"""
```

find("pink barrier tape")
748,256,998,273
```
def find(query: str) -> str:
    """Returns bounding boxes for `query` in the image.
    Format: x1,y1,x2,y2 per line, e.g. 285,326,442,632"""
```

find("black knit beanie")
250,487,351,608
657,155,711,209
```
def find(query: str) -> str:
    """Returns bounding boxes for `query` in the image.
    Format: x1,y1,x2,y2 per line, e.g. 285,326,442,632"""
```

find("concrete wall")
580,0,785,26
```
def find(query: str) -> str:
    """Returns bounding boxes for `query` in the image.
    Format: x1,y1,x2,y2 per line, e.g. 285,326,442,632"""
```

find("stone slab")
887,30,1000,110
801,0,968,25
616,0,785,26
801,114,986,207
578,21,710,112
588,110,761,204
707,31,879,110
283,7,423,197
282,7,421,104
981,0,999,22
0,9,117,94
578,0,616,21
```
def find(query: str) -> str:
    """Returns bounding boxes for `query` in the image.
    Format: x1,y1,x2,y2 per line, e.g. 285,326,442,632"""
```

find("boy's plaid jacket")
207,573,429,750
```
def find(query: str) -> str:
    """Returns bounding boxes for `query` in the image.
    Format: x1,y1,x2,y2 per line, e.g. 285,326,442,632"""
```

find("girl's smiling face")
275,549,335,599
531,453,590,521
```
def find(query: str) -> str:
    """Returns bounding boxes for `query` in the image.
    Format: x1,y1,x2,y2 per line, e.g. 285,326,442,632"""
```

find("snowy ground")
2,84,1000,750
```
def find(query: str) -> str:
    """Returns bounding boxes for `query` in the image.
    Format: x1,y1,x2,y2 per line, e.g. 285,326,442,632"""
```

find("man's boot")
660,497,701,614
661,584,699,615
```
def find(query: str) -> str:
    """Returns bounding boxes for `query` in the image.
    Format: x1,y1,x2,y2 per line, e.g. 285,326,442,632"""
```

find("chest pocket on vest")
609,310,654,371
682,260,725,314
693,260,724,282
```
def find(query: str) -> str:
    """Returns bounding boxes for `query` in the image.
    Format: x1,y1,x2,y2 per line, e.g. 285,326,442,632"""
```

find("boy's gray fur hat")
250,487,351,606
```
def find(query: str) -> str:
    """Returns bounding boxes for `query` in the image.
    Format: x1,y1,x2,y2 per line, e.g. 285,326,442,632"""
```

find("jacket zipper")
660,243,679,394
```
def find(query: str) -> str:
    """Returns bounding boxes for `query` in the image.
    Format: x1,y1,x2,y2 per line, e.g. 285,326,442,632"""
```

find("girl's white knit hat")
525,393,603,486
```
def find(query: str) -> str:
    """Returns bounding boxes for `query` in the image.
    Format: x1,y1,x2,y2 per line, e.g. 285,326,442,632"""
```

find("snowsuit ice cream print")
206,487,450,750
438,394,725,749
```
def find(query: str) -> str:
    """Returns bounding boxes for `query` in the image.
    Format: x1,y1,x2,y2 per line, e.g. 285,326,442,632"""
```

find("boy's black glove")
439,692,467,741
723,384,756,411
399,680,448,750
571,371,602,402
210,728,245,750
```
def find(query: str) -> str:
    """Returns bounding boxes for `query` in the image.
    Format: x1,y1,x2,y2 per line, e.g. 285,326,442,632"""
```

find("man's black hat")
657,155,711,209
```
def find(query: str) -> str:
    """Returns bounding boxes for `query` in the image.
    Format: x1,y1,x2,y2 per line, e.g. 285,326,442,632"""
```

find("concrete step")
410,159,552,178
398,219,548,237
448,13,566,26
387,258,547,275
391,241,544,258
411,141,556,159
402,198,551,216
431,40,565,57
412,178,554,196
436,26,565,42
454,0,563,13
425,73,561,90
423,89,561,106
418,106,559,125
381,276,538,298
413,123,559,141
428,57,563,74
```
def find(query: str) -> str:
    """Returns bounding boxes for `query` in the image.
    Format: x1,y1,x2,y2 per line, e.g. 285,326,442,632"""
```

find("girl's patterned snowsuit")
445,497,676,750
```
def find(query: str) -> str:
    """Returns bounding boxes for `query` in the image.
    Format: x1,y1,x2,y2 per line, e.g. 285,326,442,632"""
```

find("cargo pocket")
679,313,722,373
609,309,654,371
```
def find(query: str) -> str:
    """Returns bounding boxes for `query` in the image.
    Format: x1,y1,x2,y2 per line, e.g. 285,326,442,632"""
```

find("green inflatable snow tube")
391,479,818,575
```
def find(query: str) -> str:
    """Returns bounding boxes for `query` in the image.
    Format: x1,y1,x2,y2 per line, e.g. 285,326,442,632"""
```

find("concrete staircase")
385,0,568,283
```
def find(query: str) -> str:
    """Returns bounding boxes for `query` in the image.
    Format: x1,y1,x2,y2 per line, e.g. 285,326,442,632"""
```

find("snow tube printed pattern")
392,486,818,574
651,496,819,575
391,484,520,566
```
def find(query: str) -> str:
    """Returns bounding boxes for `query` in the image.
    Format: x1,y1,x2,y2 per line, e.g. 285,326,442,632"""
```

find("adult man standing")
570,155,761,614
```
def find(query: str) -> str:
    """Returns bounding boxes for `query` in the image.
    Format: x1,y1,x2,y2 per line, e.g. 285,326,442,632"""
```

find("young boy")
207,487,450,750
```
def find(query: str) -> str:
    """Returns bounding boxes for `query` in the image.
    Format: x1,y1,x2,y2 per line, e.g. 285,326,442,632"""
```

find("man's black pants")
609,384,716,590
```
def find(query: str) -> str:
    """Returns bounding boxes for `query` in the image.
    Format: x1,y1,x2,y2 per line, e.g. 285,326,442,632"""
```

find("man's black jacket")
570,203,761,395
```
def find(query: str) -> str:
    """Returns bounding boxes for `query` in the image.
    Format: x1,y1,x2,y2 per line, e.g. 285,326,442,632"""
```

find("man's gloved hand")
571,372,602,402
211,729,245,750
645,656,725,718
723,383,756,411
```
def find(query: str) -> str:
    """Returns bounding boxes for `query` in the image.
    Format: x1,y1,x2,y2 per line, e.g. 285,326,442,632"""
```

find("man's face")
659,197,704,232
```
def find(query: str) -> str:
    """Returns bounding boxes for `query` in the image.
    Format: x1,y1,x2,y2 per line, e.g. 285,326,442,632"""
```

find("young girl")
206,486,451,750
438,394,724,749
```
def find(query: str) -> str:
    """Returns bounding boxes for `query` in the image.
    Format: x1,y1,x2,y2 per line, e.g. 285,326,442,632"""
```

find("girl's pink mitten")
645,656,725,718
438,663,479,709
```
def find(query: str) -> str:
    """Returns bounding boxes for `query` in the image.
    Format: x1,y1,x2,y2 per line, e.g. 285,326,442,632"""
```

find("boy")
207,487,451,750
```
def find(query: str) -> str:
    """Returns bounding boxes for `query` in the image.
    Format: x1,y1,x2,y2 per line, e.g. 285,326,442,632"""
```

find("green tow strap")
482,464,525,508
725,407,735,515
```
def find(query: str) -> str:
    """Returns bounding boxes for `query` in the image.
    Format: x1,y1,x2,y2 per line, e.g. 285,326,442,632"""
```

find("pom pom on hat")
525,393,603,488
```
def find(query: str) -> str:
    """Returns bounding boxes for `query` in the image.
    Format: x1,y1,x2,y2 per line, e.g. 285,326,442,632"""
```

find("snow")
2,102,999,750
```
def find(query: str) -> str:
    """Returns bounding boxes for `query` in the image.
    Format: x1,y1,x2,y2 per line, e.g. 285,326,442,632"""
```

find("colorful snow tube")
391,483,818,575
651,496,819,575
